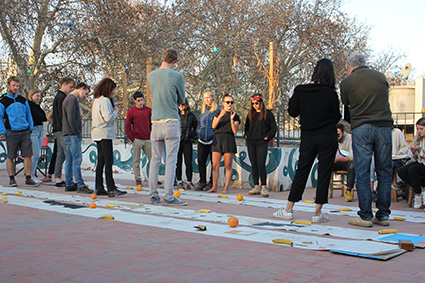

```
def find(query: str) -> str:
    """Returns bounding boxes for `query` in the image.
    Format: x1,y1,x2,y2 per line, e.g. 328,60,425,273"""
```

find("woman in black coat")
245,94,276,197
273,58,341,223
176,99,198,190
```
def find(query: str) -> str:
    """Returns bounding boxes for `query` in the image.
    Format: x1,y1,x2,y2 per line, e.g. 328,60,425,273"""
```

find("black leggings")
288,133,338,204
246,140,268,186
96,139,116,192
197,142,213,184
176,141,193,182
397,162,425,194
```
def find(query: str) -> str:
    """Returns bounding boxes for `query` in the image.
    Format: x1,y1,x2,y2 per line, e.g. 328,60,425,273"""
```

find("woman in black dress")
207,94,240,194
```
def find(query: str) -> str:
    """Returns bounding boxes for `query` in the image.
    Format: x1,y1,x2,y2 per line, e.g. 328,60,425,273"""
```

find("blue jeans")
31,125,43,175
64,135,84,187
352,124,392,221
149,120,180,201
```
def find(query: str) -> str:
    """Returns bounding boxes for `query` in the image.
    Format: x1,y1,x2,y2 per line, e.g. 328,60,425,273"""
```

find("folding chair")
36,137,49,177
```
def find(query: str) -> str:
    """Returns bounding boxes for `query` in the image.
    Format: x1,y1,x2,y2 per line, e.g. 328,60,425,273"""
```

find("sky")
341,0,425,80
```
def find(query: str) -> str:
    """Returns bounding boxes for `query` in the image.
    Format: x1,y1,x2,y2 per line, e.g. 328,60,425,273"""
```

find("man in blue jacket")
0,76,39,187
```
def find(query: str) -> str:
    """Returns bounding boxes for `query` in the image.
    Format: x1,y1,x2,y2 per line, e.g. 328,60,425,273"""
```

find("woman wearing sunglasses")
207,94,240,194
273,58,341,223
245,94,277,197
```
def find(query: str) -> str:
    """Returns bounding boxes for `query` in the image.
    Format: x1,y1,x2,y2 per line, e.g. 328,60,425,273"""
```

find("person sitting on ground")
390,127,409,189
397,118,425,209
333,123,355,202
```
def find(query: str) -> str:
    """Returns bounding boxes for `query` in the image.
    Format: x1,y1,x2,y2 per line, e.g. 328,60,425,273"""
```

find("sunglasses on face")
224,101,234,104
251,102,260,105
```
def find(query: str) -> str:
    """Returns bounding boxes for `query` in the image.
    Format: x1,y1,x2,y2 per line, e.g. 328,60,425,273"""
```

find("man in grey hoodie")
62,82,93,194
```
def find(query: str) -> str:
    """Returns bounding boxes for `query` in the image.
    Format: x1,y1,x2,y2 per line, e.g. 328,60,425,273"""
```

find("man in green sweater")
147,48,187,206
340,53,393,227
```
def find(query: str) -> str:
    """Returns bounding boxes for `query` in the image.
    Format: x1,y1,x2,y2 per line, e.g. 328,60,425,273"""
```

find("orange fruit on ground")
237,194,243,201
174,191,181,198
228,216,239,228
91,194,97,200
136,185,142,191
89,203,97,209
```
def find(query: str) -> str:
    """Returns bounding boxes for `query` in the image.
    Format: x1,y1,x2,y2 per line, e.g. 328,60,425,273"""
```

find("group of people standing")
3,49,421,222
272,53,405,226
0,75,127,198
125,49,277,205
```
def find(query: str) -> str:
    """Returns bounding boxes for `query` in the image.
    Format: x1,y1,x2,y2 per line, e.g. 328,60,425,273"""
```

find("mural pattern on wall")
0,141,318,191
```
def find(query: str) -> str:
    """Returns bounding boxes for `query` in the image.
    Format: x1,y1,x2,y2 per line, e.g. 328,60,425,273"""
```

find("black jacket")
180,112,198,142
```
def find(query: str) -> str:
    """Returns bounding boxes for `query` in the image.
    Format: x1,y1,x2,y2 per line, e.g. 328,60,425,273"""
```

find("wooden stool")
329,170,347,198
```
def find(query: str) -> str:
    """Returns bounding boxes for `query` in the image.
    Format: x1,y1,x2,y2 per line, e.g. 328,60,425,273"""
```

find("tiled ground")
0,170,424,283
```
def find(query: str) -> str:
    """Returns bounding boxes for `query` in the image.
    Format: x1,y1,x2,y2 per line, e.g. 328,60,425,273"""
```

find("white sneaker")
413,195,422,209
273,209,293,220
312,213,329,223
421,191,425,206
32,177,42,184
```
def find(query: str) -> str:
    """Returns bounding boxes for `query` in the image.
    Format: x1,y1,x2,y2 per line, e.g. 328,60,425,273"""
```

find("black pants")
246,140,268,186
333,160,355,189
48,139,58,176
197,142,213,184
96,139,116,192
398,161,425,194
288,133,338,204
176,141,193,182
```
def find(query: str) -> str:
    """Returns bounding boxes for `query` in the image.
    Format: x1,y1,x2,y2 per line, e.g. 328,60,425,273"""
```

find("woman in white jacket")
91,78,126,197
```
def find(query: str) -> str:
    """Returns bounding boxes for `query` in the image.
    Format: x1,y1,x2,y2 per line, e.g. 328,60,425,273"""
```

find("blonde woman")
27,89,47,183
195,91,221,191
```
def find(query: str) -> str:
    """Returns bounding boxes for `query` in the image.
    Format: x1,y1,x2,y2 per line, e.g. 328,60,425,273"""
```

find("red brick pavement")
0,170,424,282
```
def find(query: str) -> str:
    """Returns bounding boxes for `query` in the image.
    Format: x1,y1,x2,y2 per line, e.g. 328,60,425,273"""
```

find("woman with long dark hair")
91,78,127,197
397,117,425,209
176,99,198,190
245,94,276,197
273,58,341,223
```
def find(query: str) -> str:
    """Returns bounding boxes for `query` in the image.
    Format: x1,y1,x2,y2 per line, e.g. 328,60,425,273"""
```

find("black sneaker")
195,183,206,191
391,181,406,190
77,186,94,194
107,188,127,197
203,182,213,191
25,178,40,187
55,181,66,188
10,179,17,187
95,189,109,196
65,184,78,192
